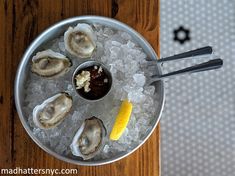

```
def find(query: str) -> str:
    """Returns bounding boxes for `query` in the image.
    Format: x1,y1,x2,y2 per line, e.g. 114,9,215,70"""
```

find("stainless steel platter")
14,16,165,165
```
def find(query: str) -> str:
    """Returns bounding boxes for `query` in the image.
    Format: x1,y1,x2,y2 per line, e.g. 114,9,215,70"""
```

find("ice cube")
112,41,122,46
133,74,146,87
58,42,65,52
128,89,146,103
144,86,155,96
127,41,135,48
103,27,114,37
120,32,132,40
103,145,110,153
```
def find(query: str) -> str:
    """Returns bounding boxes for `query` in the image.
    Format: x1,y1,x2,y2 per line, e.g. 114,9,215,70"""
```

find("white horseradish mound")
24,23,159,160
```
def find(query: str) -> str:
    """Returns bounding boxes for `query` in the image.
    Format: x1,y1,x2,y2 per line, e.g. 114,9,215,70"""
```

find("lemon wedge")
110,99,133,140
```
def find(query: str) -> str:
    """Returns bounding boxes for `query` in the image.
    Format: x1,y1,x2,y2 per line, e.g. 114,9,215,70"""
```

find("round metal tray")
14,16,165,165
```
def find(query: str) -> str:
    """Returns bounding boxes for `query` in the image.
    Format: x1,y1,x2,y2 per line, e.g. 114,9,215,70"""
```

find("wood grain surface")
0,0,160,175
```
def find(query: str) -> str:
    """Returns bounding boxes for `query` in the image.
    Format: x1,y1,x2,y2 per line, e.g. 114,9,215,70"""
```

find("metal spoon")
158,46,213,62
146,46,213,65
146,46,223,85
146,59,223,85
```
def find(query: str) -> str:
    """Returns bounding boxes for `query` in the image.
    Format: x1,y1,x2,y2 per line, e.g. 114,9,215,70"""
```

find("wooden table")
0,0,160,175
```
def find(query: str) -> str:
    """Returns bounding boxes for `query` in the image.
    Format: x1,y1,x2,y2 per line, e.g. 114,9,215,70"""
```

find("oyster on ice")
70,116,106,160
64,23,96,58
31,49,71,77
33,92,73,129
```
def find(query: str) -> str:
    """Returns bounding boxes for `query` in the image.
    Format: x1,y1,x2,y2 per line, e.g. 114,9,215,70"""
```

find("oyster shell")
33,92,73,129
70,116,106,160
31,49,71,77
64,23,96,58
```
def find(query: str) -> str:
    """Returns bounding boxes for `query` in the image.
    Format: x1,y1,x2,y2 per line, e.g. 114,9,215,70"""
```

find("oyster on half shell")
31,49,71,78
70,116,106,160
33,92,73,129
64,23,97,58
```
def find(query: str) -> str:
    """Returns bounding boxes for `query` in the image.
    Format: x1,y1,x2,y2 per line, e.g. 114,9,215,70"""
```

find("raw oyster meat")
33,92,73,129
31,49,71,77
64,23,96,58
70,116,106,160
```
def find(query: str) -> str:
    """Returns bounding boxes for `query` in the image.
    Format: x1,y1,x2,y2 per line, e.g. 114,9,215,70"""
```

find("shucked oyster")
31,50,71,77
70,116,106,160
33,92,73,129
64,23,96,58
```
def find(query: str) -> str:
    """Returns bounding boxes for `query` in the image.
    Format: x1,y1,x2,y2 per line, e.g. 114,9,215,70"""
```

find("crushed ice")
24,24,159,160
